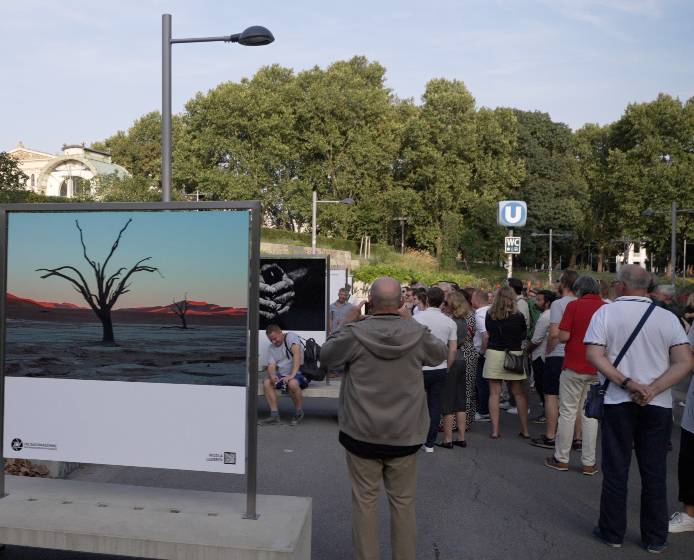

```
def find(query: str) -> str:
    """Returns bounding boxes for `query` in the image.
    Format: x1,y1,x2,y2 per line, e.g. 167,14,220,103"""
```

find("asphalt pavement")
2,383,692,560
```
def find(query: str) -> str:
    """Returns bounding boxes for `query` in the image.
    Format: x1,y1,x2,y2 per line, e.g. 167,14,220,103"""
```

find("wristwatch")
620,378,631,390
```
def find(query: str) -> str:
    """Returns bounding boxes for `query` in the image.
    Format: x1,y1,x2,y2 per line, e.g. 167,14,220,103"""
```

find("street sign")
505,236,521,254
498,201,527,227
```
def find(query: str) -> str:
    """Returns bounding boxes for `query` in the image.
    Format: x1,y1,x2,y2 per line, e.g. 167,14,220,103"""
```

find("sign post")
498,201,527,279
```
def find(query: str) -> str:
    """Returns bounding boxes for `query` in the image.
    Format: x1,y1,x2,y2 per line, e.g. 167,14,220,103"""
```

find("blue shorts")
275,373,310,390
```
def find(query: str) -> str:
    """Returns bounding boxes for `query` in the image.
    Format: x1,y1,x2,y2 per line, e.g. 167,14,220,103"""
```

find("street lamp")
530,229,571,285
311,191,354,254
642,202,694,283
161,14,274,202
392,216,409,254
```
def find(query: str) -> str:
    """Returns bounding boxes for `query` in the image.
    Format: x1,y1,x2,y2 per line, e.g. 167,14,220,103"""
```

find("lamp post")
392,216,409,254
311,191,355,253
161,14,274,202
531,229,571,285
642,202,694,284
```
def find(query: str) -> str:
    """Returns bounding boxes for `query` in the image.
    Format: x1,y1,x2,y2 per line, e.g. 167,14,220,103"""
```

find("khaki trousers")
345,450,418,560
555,368,599,466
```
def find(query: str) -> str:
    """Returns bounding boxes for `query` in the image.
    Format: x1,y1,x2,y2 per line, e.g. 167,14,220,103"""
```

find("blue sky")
1,0,692,153
7,210,250,309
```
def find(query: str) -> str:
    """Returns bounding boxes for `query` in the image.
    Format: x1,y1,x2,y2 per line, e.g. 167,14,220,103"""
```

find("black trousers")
532,357,545,406
423,368,446,447
679,427,694,506
475,355,489,415
599,402,672,547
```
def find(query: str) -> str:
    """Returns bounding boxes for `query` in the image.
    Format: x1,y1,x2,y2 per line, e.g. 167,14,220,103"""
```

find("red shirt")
559,294,605,374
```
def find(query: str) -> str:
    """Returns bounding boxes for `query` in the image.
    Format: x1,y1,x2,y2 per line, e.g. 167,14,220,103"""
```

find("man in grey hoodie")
321,276,447,560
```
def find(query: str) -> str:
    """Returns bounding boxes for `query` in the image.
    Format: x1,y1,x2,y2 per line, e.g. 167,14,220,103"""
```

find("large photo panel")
258,256,328,366
3,207,252,473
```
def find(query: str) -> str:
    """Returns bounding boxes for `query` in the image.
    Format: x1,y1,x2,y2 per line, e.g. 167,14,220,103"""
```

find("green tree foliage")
91,58,694,272
512,110,586,268
0,151,28,201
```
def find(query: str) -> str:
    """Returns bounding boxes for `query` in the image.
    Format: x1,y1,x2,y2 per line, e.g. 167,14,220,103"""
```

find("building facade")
7,141,129,198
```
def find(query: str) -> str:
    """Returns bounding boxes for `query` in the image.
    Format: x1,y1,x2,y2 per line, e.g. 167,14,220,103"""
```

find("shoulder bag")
500,315,527,374
584,302,656,420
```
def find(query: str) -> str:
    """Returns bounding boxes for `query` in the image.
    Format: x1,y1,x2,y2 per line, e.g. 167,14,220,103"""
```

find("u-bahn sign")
498,201,527,228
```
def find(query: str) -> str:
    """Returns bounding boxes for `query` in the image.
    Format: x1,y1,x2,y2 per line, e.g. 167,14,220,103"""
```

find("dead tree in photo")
37,219,159,344
171,293,189,329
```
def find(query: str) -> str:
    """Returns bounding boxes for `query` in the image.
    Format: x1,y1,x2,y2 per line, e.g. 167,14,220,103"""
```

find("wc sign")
497,201,527,228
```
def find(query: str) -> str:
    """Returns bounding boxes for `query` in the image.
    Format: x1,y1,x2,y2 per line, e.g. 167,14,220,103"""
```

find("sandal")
518,432,530,440
490,434,501,439
453,440,467,448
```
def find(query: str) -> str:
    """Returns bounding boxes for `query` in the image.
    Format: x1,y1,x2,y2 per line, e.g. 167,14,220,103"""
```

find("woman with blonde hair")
437,290,477,448
483,286,530,439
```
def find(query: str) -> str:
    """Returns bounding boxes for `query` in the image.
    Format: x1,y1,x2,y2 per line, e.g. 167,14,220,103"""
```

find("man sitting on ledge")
259,324,309,427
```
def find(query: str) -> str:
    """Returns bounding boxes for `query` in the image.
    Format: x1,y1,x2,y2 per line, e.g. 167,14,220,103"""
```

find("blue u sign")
497,201,527,228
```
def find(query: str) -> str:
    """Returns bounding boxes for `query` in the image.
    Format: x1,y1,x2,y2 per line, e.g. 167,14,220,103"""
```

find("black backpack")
284,336,327,381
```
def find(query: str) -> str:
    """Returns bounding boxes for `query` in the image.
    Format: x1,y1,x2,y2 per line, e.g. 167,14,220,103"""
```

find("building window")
59,180,68,197
30,174,35,187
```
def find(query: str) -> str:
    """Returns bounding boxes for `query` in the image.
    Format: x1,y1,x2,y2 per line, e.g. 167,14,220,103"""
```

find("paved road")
2,385,692,560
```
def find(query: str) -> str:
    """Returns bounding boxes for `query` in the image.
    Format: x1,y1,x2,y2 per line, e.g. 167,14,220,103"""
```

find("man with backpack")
259,324,310,426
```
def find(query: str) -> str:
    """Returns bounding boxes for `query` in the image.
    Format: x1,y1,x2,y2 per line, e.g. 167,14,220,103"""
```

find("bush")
354,262,483,288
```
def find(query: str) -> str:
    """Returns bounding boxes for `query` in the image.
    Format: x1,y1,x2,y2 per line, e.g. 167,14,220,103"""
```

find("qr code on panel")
224,452,236,465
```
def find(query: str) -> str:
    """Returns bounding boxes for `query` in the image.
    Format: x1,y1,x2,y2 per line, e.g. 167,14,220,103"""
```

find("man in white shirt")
414,286,458,451
472,289,491,421
669,327,694,533
585,264,693,552
531,270,578,449
526,290,556,423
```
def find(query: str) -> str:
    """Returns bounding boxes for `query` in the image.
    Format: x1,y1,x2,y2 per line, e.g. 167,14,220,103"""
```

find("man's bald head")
617,264,652,292
370,276,403,312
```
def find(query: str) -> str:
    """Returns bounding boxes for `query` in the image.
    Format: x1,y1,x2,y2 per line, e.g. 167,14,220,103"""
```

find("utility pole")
507,229,513,279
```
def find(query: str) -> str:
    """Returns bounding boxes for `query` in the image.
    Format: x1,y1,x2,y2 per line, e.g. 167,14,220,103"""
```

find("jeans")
423,368,446,446
475,356,489,415
554,369,598,466
599,402,672,546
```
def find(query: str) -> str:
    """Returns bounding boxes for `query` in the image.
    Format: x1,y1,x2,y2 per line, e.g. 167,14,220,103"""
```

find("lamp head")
642,208,655,217
341,198,355,205
238,26,274,46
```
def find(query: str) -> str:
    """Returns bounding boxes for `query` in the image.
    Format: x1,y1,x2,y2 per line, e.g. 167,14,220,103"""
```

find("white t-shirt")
516,296,530,330
547,295,577,358
531,309,551,362
683,329,694,434
473,305,490,354
267,332,304,376
584,296,689,409
414,308,457,370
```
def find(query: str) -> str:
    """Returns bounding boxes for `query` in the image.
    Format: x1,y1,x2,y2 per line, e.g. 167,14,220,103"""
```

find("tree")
170,294,188,329
397,79,477,257
0,151,28,201
37,219,159,344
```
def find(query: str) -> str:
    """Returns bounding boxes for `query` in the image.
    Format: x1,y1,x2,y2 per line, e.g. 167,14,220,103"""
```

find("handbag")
584,302,656,420
503,350,527,374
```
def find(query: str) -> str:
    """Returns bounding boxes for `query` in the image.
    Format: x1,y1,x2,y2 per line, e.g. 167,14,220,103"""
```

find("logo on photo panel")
497,201,527,228
11,438,23,451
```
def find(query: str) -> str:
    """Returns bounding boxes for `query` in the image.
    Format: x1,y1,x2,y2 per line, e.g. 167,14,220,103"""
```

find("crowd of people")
260,264,694,559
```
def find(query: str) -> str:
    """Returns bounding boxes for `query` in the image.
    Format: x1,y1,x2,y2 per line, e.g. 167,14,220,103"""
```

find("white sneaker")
474,412,491,422
423,445,434,453
499,401,511,410
507,407,518,415
669,511,694,533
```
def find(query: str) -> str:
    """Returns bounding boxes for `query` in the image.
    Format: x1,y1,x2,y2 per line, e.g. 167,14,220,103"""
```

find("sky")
1,0,693,154
6,209,250,309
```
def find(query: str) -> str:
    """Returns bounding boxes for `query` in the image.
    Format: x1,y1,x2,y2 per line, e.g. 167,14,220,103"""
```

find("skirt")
483,348,527,381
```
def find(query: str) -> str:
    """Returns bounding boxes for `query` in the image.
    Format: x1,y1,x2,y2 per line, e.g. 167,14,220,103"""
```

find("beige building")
7,141,129,198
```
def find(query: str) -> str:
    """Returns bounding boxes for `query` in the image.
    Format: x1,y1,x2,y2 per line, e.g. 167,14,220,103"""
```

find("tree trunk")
99,312,115,344
569,250,577,268
597,249,605,273
180,314,187,329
